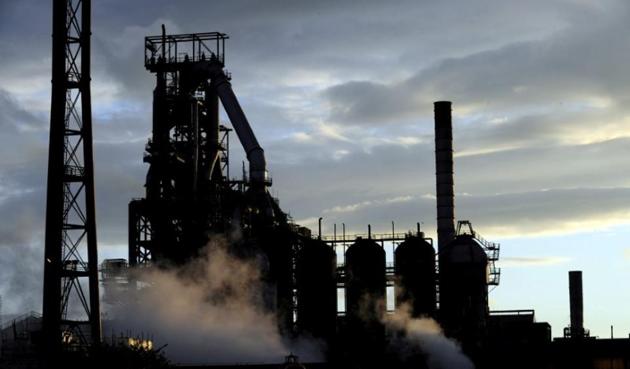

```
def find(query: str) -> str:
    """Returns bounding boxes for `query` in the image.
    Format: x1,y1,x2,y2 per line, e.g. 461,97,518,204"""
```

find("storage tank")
439,234,489,349
259,229,294,336
394,234,436,317
234,228,294,336
296,238,337,340
344,237,386,367
345,237,386,323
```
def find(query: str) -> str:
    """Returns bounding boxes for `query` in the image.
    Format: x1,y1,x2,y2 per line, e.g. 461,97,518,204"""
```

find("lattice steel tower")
42,0,101,350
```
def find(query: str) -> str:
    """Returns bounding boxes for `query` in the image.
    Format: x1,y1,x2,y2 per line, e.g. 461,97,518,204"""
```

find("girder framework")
42,0,101,351
130,31,232,266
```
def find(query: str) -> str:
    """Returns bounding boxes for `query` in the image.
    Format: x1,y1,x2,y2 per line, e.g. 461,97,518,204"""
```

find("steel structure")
456,220,501,286
42,0,101,352
128,29,304,338
322,229,433,289
129,27,289,268
128,122,236,266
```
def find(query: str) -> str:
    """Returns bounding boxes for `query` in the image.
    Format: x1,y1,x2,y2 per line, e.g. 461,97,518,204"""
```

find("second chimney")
569,270,585,338
434,101,455,253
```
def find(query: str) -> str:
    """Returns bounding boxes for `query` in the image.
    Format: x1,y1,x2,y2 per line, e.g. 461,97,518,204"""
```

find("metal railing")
145,31,228,69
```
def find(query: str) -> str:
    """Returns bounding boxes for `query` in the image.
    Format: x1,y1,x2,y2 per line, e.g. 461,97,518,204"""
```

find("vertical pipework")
318,217,323,240
81,0,102,343
206,86,221,181
43,0,68,352
434,101,455,252
210,70,268,188
161,24,166,60
191,101,199,195
569,270,584,337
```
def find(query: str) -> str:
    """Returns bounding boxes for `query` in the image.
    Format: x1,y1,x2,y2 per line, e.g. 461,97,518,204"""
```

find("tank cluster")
288,102,499,367
290,226,493,364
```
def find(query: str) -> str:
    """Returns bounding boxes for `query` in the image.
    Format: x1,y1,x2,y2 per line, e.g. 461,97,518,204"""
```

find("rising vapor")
384,304,475,369
103,236,322,365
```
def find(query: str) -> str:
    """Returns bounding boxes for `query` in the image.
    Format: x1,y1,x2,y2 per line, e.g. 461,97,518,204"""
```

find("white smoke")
384,304,475,369
103,236,322,365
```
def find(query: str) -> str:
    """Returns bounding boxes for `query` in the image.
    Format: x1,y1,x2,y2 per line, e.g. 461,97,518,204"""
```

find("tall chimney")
434,101,455,253
569,270,584,337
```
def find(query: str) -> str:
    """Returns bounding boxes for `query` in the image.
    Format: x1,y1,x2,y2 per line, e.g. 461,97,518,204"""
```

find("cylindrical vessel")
343,237,387,366
345,237,386,323
394,235,436,317
439,235,488,349
296,238,337,340
259,230,294,336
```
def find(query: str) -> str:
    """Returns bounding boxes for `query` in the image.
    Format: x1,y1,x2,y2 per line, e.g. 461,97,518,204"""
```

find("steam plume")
103,236,321,364
384,304,474,369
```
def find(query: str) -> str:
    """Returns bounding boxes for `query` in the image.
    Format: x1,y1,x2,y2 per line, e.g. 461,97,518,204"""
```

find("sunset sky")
1,0,629,338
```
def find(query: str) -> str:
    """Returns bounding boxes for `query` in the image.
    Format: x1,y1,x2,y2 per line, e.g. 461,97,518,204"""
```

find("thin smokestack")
434,101,455,253
569,270,584,337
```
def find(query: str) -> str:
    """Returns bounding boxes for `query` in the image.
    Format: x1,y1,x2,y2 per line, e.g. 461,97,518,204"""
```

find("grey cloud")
0,90,45,132
452,110,612,153
456,137,630,194
271,133,630,218
268,129,630,241
0,91,147,313
298,186,630,238
322,2,630,125
93,141,146,245
2,0,630,319
1,0,576,105
325,81,410,126
0,90,48,187
92,18,175,102
93,109,151,144
457,187,630,235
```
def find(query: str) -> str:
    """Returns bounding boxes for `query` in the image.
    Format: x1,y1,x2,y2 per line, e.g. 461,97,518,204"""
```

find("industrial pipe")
318,217,323,240
569,270,584,337
434,101,455,253
210,69,268,188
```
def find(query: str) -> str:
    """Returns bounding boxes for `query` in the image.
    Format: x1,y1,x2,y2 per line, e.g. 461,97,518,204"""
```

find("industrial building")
119,32,506,366
2,0,630,368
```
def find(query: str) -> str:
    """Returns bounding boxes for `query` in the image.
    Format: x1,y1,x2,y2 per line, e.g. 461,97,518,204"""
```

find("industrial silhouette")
1,1,630,369
41,0,101,360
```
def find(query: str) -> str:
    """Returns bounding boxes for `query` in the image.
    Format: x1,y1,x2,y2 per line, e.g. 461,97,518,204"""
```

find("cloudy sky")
1,0,630,338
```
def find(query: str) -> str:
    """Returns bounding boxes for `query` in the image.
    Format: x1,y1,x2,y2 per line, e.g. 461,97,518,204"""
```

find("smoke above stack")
434,101,456,252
